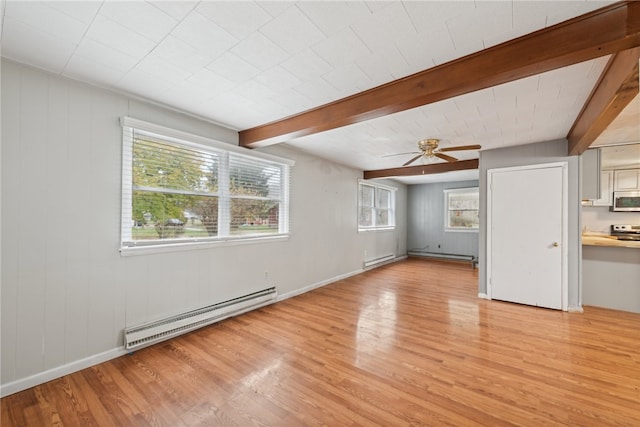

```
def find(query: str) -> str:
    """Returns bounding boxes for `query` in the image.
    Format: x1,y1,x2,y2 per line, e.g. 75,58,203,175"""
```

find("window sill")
358,227,396,233
444,228,479,233
120,234,290,256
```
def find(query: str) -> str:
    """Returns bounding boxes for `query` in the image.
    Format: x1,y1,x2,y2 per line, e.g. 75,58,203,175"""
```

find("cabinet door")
614,169,640,191
593,171,613,206
581,149,600,199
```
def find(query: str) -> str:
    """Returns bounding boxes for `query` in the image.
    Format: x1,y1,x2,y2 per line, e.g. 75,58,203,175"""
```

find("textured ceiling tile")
183,68,236,96
259,5,325,55
1,16,76,73
231,32,290,71
118,69,174,98
297,1,371,36
258,1,296,18
351,2,416,54
45,1,102,24
149,35,216,73
71,38,138,73
281,49,333,82
172,12,238,58
356,45,411,85
148,1,198,21
294,78,343,105
255,66,301,92
312,27,371,67
63,55,126,86
322,63,372,93
99,1,177,42
86,14,156,58
135,56,193,83
5,1,90,44
207,52,261,83
196,1,273,40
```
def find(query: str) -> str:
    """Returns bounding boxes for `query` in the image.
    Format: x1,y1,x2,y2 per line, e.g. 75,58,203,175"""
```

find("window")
444,187,479,231
358,181,396,230
121,117,293,251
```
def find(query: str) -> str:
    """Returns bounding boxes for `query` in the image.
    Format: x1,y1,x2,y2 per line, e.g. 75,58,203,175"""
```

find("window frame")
358,180,397,232
120,117,294,255
444,187,479,232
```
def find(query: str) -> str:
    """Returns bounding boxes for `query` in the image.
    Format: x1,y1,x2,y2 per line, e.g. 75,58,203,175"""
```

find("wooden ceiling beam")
363,159,479,180
240,1,640,148
567,47,640,156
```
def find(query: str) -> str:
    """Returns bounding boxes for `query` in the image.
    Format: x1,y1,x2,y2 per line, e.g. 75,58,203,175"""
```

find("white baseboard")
1,256,408,398
278,256,406,301
0,347,129,398
568,305,584,313
478,293,490,300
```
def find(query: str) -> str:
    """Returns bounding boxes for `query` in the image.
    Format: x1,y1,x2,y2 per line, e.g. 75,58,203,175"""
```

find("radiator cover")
124,287,277,351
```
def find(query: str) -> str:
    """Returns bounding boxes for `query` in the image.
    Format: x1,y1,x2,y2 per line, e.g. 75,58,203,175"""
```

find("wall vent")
124,287,277,351
363,253,395,268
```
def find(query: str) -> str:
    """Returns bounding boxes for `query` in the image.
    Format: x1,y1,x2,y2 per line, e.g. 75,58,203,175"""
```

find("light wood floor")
2,258,639,426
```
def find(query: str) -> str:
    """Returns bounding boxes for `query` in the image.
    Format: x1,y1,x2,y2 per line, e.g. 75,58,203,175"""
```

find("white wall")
0,60,407,395
582,206,640,233
478,140,582,309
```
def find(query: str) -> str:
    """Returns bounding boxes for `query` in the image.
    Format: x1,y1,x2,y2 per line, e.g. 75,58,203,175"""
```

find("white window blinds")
121,118,292,248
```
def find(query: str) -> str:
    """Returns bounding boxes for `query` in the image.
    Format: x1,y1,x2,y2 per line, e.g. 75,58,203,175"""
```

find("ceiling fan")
385,138,481,166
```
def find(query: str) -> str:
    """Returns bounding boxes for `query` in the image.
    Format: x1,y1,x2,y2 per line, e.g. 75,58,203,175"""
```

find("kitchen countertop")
582,232,640,249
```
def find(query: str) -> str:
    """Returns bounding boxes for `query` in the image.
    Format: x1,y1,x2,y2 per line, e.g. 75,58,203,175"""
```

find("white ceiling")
1,0,633,185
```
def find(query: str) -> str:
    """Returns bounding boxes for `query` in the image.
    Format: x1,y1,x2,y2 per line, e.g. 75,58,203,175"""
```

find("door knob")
552,242,559,247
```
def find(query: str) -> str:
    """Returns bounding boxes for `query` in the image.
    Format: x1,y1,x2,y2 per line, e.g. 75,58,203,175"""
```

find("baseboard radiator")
408,250,477,267
363,253,395,268
124,287,277,351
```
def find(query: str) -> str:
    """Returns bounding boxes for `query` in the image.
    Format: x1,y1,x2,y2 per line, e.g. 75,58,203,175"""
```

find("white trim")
568,305,584,313
0,347,129,398
486,162,569,311
478,293,490,300
121,116,294,166
120,234,290,256
357,179,398,192
444,187,479,232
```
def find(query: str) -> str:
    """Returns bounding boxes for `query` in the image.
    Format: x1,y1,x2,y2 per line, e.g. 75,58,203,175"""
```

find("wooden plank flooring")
2,258,640,426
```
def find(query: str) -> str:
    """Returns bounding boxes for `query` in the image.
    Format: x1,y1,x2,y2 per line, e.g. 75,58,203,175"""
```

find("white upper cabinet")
614,169,640,191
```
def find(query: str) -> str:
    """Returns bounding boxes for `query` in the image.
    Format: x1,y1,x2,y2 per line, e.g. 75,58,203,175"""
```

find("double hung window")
444,187,479,231
358,181,396,230
121,118,292,250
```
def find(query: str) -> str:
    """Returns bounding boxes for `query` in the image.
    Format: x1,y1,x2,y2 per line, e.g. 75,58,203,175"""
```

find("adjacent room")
2,1,639,425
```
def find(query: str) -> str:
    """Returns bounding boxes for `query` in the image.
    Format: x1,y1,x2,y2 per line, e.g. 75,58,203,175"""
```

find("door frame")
486,162,569,311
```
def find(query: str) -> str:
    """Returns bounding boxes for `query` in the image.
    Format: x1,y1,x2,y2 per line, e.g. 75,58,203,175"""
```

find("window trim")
120,117,294,255
358,180,397,232
444,187,479,233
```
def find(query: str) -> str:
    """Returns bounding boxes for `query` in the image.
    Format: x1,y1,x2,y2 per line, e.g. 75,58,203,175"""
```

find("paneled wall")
0,60,407,394
407,180,479,258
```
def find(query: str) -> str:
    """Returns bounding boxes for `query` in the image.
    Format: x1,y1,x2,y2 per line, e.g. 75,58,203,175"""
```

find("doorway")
487,162,568,310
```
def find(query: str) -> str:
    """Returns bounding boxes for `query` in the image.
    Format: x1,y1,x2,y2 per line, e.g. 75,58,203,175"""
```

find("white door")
487,163,567,310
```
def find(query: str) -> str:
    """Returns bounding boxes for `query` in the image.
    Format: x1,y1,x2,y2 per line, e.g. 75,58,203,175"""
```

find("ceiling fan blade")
403,154,423,166
438,144,482,152
382,151,420,158
435,153,458,162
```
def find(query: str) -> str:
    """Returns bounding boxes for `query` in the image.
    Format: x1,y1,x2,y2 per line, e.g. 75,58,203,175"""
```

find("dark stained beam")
567,47,640,155
240,1,640,148
363,159,479,180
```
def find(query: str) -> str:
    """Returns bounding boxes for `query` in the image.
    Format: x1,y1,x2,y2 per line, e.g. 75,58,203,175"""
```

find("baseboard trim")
278,255,406,301
568,305,584,313
1,256,408,398
0,347,129,398
478,293,490,300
